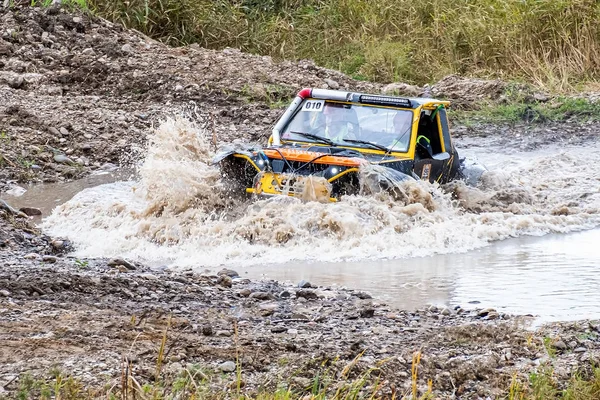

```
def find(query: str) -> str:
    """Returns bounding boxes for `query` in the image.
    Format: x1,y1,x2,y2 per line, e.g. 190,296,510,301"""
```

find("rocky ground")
1,209,599,399
2,3,600,399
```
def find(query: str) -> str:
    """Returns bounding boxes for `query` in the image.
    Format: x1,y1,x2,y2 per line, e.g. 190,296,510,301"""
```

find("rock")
42,255,58,263
216,330,232,337
238,288,251,297
217,275,232,288
360,307,375,318
574,347,587,353
440,308,451,316
271,326,287,333
351,291,372,300
107,258,136,270
278,290,291,298
23,253,40,260
72,16,82,24
249,291,272,300
217,268,239,278
382,82,421,97
201,324,213,336
292,377,311,388
8,76,24,89
53,154,73,164
0,289,10,297
121,44,134,53
19,207,42,216
477,308,496,317
296,289,318,300
486,311,500,320
48,127,61,137
324,78,339,89
553,340,568,351
297,280,312,288
59,127,70,136
287,312,308,320
533,92,549,102
217,361,236,373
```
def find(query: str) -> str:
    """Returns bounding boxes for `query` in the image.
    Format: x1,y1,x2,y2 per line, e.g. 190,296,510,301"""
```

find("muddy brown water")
2,120,599,322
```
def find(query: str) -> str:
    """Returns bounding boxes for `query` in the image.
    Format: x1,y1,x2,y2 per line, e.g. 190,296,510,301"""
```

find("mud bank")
1,209,599,399
2,4,598,194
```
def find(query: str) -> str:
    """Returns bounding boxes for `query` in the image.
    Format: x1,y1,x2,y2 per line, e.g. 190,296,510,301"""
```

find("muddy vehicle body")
215,88,474,201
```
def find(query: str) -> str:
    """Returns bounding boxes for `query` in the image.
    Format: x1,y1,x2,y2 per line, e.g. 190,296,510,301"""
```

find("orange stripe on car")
262,149,366,167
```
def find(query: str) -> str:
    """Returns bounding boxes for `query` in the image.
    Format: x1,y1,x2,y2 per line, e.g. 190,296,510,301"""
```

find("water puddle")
252,228,600,322
2,118,599,321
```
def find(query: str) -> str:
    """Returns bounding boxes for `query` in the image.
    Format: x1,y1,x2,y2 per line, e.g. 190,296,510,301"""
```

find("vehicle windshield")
281,100,413,152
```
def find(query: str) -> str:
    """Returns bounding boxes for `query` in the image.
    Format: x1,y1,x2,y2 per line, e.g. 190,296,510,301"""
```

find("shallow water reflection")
249,228,600,322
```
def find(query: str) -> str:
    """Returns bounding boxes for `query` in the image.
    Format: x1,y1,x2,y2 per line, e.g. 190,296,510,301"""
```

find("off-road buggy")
214,88,482,202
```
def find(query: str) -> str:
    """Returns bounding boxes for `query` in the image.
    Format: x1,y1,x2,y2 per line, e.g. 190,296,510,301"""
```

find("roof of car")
304,88,450,109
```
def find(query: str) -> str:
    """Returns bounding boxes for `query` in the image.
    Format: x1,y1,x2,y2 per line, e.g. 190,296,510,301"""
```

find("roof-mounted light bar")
359,95,412,108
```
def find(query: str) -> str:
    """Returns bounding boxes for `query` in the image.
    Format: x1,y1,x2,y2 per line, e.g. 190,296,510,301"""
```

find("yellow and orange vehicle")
214,88,481,201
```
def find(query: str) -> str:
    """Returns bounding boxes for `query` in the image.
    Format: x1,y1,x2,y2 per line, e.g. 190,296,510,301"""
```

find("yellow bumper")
247,172,337,202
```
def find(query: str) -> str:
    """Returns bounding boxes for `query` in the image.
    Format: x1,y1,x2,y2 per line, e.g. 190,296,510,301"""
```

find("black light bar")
359,95,412,108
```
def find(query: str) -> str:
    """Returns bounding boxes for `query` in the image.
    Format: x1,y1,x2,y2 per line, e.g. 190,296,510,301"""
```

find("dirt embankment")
0,3,382,191
3,3,596,193
1,209,599,399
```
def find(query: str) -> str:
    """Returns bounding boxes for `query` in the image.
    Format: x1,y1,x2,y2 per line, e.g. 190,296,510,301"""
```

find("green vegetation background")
88,0,600,91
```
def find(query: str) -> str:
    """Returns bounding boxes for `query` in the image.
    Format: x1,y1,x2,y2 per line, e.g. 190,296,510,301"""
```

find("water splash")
43,118,600,268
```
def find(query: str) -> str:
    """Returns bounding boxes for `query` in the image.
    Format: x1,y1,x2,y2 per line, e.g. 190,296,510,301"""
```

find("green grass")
450,97,600,125
84,0,600,90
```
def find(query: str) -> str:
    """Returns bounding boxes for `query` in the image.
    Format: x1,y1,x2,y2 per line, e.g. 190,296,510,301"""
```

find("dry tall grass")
88,0,600,89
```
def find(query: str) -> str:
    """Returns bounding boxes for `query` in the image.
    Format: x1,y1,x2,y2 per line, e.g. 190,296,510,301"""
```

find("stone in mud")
19,207,42,216
296,289,318,300
324,78,339,90
48,127,61,137
201,324,213,336
217,361,236,373
553,340,568,351
477,308,496,317
8,76,24,89
53,154,73,164
217,268,239,278
351,291,373,300
360,307,375,318
42,255,58,263
217,275,232,288
249,291,272,300
297,279,312,288
107,258,136,270
382,82,421,97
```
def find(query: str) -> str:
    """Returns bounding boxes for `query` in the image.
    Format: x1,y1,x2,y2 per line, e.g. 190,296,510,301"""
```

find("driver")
323,104,353,142
386,111,412,150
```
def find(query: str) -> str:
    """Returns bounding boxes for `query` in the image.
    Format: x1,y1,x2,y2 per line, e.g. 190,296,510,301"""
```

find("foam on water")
43,118,600,268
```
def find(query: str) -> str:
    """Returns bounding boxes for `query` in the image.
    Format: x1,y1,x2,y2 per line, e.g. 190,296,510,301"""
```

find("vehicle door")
413,106,457,183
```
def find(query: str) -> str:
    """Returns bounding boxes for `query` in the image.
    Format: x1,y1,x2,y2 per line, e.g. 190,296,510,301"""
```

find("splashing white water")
43,118,600,268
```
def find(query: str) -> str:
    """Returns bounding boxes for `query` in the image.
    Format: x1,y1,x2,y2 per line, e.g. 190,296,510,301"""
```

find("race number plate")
301,100,325,112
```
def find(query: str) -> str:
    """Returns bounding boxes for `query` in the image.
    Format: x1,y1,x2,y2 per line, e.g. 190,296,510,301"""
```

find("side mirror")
432,152,450,161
